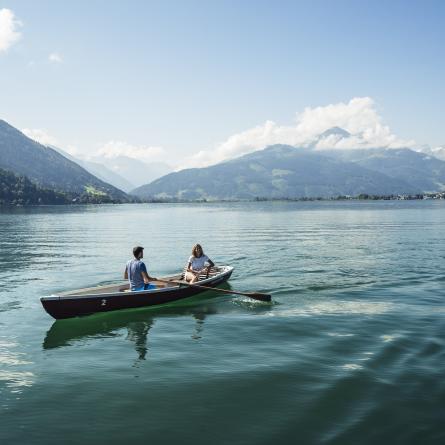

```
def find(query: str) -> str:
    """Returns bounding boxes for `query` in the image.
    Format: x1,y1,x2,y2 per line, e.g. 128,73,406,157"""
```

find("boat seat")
122,282,167,292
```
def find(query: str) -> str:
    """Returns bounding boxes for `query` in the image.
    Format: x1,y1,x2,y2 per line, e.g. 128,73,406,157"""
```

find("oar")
156,278,271,302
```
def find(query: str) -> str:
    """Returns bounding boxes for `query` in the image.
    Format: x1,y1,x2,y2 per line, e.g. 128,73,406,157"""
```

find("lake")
0,201,444,444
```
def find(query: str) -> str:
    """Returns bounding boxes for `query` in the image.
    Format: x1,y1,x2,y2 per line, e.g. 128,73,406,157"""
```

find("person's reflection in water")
191,312,207,340
126,320,154,362
43,314,155,364
44,307,217,361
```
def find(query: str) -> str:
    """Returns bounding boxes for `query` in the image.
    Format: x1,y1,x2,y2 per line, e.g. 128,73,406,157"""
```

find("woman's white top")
188,254,210,271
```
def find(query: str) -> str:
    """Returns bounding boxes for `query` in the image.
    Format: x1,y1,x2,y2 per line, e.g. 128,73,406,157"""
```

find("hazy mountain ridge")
49,145,135,193
322,147,445,192
132,144,420,200
94,156,172,189
77,159,135,193
50,144,173,192
0,120,128,201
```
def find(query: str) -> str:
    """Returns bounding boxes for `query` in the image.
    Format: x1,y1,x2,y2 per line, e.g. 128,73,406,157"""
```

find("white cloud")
96,141,165,163
417,144,445,161
431,146,445,161
21,128,82,157
303,98,415,150
48,52,63,63
0,9,22,53
182,97,415,169
21,130,166,164
22,128,59,146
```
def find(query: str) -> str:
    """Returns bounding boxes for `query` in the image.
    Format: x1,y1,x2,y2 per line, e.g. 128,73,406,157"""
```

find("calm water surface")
0,201,444,444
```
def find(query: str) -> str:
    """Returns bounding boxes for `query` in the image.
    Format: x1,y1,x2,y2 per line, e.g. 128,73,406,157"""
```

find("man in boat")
124,246,158,291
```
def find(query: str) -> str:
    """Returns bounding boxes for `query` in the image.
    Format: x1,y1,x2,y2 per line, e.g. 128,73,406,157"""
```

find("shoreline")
1,192,445,207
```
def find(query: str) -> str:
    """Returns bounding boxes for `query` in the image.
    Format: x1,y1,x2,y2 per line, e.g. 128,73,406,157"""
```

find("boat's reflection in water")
42,293,221,358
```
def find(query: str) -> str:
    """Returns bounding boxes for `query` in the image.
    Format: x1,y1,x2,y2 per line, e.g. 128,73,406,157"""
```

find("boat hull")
41,267,233,320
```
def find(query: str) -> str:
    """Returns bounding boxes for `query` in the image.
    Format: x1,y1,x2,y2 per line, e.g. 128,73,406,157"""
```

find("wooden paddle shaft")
156,278,270,300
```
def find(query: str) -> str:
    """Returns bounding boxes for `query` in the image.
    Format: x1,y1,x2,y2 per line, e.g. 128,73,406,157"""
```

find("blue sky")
1,0,444,167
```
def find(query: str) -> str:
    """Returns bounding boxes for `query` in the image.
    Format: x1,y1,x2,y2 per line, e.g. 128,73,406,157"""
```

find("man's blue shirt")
126,259,147,291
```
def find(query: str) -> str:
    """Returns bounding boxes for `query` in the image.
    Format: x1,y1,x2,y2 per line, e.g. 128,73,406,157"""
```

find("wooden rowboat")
41,265,234,320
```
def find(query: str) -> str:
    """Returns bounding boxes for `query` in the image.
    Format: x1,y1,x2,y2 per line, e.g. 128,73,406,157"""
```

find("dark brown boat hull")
41,268,233,320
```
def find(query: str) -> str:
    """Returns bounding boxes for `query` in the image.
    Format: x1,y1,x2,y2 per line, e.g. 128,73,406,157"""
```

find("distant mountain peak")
306,127,352,150
318,127,351,139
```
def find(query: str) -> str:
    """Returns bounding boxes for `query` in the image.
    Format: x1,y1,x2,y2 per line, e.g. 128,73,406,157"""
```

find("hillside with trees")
0,168,128,205
0,168,69,205
0,119,129,202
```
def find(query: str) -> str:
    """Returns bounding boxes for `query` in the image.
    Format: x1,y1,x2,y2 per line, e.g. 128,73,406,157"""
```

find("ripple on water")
0,301,21,312
0,339,35,395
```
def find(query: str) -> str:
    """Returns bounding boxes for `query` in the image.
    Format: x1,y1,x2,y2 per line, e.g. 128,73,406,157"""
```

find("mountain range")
132,144,424,200
2,118,445,204
0,120,128,202
133,125,445,200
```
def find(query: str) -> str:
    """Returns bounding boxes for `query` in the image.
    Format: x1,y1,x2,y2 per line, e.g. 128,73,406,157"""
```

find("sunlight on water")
380,334,401,342
0,338,35,393
0,370,35,390
0,355,32,366
327,332,355,337
341,363,364,370
264,300,394,317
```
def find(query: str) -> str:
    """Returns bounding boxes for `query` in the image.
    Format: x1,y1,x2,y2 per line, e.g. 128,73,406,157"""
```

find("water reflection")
126,319,154,361
191,312,206,340
0,338,35,394
43,305,217,359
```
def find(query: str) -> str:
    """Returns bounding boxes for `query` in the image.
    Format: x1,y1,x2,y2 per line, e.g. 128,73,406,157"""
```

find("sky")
1,0,444,168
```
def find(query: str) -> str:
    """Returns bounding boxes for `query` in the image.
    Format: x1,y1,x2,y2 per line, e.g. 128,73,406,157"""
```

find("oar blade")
248,293,272,302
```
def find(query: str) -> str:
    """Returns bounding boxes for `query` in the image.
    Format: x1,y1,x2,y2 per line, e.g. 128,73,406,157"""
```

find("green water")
1,201,444,444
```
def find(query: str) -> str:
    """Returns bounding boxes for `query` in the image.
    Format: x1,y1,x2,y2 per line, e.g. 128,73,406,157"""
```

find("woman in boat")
185,244,215,283
124,246,158,291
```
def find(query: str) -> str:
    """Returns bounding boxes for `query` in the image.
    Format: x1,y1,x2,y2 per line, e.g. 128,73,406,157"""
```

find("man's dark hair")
133,246,144,258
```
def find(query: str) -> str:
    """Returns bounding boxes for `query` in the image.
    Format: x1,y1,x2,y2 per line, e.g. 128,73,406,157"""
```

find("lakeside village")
333,192,445,201
320,191,445,201
144,191,445,203
2,192,445,206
